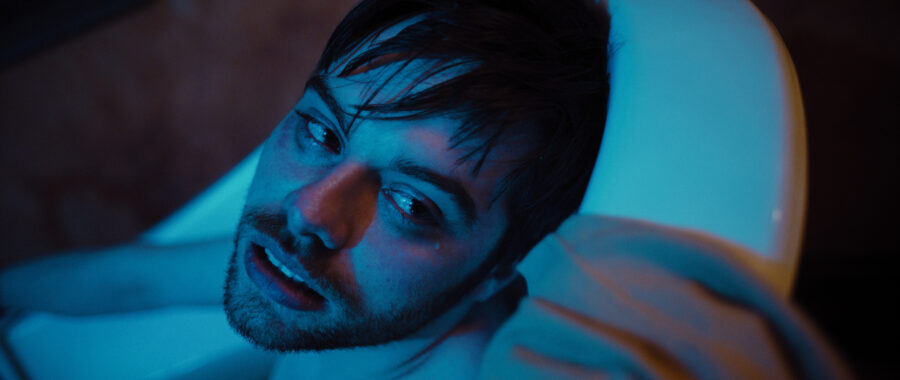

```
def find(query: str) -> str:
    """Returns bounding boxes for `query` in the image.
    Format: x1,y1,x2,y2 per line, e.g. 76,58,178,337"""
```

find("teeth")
264,247,306,283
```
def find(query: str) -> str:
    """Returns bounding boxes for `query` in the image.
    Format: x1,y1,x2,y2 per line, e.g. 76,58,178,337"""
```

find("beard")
223,208,498,352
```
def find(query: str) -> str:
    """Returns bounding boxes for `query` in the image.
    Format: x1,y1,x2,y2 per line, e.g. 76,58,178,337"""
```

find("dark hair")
316,0,610,270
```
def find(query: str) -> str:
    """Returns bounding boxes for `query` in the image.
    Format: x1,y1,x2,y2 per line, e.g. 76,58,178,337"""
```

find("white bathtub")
0,0,805,377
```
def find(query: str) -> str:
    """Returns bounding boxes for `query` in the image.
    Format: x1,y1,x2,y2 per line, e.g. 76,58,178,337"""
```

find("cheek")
246,123,320,206
350,221,477,310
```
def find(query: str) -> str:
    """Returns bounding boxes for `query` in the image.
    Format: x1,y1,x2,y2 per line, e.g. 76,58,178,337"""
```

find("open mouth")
245,242,326,311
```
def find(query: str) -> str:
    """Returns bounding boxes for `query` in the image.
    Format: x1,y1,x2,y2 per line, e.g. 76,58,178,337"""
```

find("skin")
223,49,529,376
0,15,536,380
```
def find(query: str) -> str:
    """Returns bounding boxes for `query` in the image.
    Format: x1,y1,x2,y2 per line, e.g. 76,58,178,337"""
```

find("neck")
270,279,524,379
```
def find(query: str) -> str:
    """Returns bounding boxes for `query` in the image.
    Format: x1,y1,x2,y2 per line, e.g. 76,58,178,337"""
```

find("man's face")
223,60,523,351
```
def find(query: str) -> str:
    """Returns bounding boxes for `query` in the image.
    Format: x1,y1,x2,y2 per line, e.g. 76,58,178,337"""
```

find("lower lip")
245,244,326,311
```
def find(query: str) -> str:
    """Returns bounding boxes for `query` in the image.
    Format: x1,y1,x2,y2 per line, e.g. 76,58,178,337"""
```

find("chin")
223,248,444,352
225,272,484,351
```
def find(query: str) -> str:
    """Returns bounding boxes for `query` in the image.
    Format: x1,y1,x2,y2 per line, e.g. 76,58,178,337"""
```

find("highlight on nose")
283,162,379,250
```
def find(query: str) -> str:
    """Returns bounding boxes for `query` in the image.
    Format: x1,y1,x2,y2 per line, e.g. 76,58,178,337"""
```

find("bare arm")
481,215,850,379
0,237,233,316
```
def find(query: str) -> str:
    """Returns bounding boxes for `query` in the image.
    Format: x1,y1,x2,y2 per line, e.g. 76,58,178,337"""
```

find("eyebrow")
393,159,477,228
305,74,478,228
305,74,350,135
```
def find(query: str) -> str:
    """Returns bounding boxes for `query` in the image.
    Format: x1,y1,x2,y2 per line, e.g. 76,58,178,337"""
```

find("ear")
469,262,521,303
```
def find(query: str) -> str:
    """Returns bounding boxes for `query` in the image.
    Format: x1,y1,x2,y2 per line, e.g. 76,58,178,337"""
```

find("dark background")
1,0,897,377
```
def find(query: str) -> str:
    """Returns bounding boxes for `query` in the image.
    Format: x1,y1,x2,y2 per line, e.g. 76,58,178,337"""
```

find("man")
4,0,611,377
1,0,851,378
222,0,609,376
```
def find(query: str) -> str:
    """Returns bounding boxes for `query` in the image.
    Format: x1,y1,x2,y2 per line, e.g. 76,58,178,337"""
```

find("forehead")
301,15,532,213
324,14,479,103
326,15,428,76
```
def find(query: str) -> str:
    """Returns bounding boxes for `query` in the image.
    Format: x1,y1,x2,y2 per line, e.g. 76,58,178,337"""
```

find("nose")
283,162,379,251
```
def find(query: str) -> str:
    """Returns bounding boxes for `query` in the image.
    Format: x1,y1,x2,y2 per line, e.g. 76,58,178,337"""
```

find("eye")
383,188,442,227
296,111,341,154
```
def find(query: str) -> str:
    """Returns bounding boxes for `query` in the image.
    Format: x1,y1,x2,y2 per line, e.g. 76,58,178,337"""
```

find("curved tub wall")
571,0,806,295
141,147,262,245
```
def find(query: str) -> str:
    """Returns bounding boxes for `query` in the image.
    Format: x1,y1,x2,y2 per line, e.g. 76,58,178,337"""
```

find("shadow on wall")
0,0,358,266
752,0,899,377
1,0,152,68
